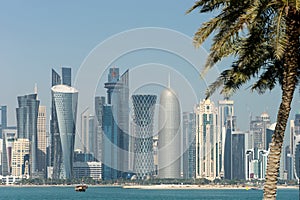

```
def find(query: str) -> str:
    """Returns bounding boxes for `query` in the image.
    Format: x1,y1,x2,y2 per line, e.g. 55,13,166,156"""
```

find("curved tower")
132,95,157,179
51,84,78,179
158,88,181,178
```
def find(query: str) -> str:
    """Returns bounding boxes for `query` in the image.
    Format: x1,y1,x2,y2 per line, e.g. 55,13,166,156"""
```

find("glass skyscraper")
158,88,181,178
132,94,157,179
0,105,7,138
50,67,72,178
16,93,40,175
51,84,78,179
102,68,129,180
182,112,196,179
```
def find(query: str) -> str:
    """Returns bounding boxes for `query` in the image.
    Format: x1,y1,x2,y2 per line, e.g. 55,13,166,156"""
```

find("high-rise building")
102,104,118,180
182,112,196,179
80,109,90,153
194,99,219,180
16,93,40,175
51,84,78,179
224,115,236,180
50,67,72,178
158,87,181,179
37,106,47,175
0,106,7,138
231,131,246,180
94,96,105,162
250,112,271,150
62,67,72,86
102,68,129,179
2,128,17,175
11,138,30,177
218,99,234,178
132,94,157,179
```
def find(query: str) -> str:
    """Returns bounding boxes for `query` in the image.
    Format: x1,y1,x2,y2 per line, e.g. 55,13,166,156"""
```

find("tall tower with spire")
157,76,181,178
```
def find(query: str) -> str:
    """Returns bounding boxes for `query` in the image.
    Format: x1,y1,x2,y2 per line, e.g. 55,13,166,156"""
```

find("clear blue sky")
0,0,298,132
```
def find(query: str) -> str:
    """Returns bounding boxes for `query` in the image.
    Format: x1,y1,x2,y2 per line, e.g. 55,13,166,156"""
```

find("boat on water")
75,184,88,192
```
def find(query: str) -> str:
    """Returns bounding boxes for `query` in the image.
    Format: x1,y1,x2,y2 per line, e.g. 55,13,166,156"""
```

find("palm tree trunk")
263,10,300,200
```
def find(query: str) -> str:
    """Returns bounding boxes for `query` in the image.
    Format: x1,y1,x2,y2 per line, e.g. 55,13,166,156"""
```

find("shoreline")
0,184,297,190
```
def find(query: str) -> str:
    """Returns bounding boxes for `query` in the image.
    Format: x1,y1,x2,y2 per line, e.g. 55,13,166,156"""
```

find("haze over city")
1,0,295,133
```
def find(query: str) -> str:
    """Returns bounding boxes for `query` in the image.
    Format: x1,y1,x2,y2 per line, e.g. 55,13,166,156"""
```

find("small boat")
75,184,88,192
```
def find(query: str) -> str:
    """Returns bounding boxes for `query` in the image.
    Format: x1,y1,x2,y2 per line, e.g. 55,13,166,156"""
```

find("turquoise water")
0,186,297,200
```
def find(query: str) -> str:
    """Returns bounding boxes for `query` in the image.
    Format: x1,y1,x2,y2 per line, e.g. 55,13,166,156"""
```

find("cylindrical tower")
51,84,78,179
158,88,181,178
132,95,157,179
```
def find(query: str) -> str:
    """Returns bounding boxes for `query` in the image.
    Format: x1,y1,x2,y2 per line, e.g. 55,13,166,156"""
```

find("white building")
195,99,219,180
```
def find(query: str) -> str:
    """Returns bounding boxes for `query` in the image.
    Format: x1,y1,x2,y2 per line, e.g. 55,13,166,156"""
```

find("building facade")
182,112,196,179
11,138,30,177
16,93,40,175
37,105,47,175
195,99,219,180
51,84,78,179
158,88,181,179
132,95,157,179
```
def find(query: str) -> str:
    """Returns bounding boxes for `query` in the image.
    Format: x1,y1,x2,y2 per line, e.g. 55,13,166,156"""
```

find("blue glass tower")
102,68,129,180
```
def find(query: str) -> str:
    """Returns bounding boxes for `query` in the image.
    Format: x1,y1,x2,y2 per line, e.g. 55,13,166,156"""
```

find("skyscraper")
102,68,129,179
62,67,71,86
158,87,181,179
218,99,234,177
51,84,78,179
50,67,72,178
132,95,157,179
0,106,7,138
250,112,271,150
182,112,196,179
11,138,30,177
2,128,17,175
16,93,40,175
195,99,219,180
37,106,47,175
231,131,246,180
94,96,105,162
224,115,236,180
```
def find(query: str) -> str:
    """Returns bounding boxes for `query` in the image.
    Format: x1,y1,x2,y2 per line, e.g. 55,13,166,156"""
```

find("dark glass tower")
0,105,7,139
16,93,40,175
182,112,196,179
62,67,71,86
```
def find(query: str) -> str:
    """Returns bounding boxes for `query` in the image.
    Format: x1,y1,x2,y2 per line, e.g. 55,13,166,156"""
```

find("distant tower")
158,87,181,178
132,95,157,179
218,99,234,177
194,99,218,180
62,67,72,86
51,84,78,179
182,112,196,179
16,93,40,175
37,105,47,174
0,105,8,136
11,138,30,177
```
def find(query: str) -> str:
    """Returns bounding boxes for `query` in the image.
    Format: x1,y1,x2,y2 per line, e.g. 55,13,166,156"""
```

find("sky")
0,0,299,135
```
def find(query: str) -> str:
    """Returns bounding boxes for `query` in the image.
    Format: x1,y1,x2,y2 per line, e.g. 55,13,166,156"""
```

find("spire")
34,83,39,100
34,83,38,94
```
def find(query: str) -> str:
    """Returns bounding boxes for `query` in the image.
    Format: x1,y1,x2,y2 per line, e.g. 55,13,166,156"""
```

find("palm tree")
187,1,300,199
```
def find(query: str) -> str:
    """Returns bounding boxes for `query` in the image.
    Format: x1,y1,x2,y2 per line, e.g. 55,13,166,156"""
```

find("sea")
0,186,297,200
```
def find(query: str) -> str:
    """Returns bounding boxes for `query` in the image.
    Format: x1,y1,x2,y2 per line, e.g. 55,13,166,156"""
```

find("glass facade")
62,67,71,86
158,88,181,178
16,93,40,175
52,85,78,179
132,95,157,179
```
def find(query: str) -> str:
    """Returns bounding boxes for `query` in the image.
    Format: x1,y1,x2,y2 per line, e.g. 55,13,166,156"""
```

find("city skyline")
1,1,296,134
